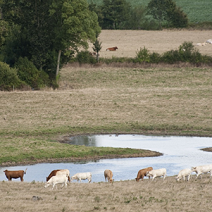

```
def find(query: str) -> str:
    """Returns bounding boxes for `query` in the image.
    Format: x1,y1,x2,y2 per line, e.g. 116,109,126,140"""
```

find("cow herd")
3,164,212,189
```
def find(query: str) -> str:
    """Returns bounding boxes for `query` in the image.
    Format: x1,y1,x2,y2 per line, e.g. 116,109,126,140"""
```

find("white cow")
71,172,92,183
206,39,212,44
45,175,68,189
146,168,166,181
196,42,206,46
176,168,192,181
191,164,212,179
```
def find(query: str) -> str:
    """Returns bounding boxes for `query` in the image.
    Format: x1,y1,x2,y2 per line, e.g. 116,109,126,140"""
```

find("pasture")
89,30,212,58
87,0,212,23
1,175,212,212
1,29,212,211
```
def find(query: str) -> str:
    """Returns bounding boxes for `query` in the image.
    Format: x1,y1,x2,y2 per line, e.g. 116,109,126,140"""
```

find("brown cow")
106,46,118,51
4,168,27,181
104,169,114,183
135,167,153,182
46,169,71,182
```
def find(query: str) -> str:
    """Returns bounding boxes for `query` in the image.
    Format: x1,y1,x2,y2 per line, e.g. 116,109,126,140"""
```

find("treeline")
89,0,188,30
0,0,100,91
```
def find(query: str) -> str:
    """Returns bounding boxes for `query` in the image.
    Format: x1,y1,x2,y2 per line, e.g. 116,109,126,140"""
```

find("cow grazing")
191,164,212,179
106,46,118,51
71,172,92,183
46,169,70,182
176,168,192,181
44,175,68,190
4,168,27,181
104,169,114,183
146,168,166,181
135,167,153,182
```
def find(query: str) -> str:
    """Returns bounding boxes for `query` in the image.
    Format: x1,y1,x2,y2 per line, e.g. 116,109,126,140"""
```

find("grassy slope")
87,0,212,23
1,65,212,165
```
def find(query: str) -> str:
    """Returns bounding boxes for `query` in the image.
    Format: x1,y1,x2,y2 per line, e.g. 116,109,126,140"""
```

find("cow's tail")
24,168,27,174
68,176,71,182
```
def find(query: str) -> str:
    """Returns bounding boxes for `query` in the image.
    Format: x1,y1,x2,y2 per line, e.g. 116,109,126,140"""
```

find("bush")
161,41,204,64
135,47,150,63
76,51,96,64
15,57,50,89
0,62,26,91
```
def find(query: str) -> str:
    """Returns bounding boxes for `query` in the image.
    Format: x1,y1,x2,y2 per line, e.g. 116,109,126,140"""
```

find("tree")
101,0,130,29
0,0,101,83
92,35,102,63
147,0,188,29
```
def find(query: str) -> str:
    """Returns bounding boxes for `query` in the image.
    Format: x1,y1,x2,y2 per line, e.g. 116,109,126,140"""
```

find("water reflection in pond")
0,135,212,183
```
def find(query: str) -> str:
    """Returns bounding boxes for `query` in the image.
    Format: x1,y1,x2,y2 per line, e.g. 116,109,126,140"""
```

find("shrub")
0,62,26,91
136,47,150,63
76,51,96,64
15,57,49,89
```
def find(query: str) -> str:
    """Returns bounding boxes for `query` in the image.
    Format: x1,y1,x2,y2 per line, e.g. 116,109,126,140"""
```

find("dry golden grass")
1,30,212,211
90,30,212,58
1,175,212,212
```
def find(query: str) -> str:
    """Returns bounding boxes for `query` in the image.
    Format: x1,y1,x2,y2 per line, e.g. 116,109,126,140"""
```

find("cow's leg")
187,175,190,181
20,176,23,182
52,183,55,190
163,175,166,180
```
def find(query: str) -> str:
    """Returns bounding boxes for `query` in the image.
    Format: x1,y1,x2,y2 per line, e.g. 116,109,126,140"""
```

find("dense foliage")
0,61,26,91
89,0,188,29
88,0,212,25
0,0,100,90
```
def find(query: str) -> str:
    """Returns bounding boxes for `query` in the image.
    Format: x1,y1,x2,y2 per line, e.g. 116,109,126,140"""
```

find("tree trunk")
56,50,61,81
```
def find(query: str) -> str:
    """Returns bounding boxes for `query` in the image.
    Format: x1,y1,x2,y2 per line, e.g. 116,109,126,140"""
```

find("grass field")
87,0,212,23
1,29,212,211
1,29,212,166
1,175,212,212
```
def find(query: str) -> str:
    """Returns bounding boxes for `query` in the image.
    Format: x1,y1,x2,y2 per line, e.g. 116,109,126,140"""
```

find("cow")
106,47,118,51
44,175,68,190
71,172,92,183
206,39,212,44
176,168,192,181
46,169,70,182
146,168,166,181
191,164,212,179
4,168,27,181
104,169,114,183
135,167,153,182
196,42,206,46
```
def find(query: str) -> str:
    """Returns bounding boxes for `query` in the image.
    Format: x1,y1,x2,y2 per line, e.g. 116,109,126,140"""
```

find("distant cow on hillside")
106,47,118,51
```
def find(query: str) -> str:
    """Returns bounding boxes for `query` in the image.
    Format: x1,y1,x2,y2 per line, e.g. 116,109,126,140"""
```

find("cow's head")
175,176,180,182
44,182,50,188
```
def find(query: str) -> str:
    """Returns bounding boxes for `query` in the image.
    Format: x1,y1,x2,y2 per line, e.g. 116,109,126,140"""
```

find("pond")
0,134,212,183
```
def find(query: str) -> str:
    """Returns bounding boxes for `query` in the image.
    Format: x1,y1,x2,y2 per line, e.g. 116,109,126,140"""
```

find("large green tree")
101,0,130,29
147,0,188,28
0,0,100,81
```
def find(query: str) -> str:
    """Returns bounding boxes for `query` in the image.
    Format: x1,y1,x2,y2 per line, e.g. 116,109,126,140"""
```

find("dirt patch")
89,30,212,57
